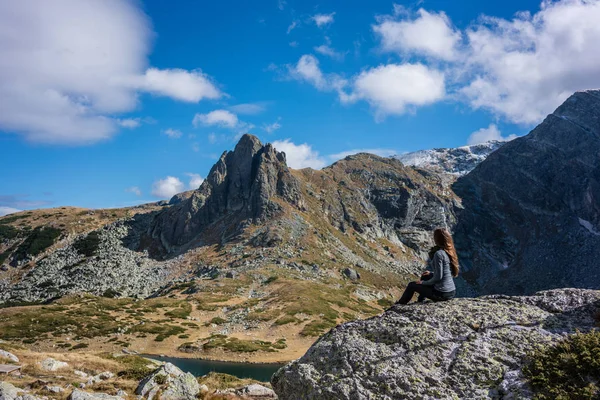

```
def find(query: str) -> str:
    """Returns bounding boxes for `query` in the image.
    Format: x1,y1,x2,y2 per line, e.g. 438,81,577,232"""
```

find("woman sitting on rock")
396,228,458,304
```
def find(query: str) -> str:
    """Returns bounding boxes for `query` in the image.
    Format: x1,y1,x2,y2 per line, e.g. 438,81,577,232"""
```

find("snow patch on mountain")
396,140,506,175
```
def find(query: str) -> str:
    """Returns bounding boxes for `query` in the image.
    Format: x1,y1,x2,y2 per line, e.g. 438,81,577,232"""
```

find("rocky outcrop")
397,140,505,176
272,288,600,400
0,381,44,400
1,222,170,304
39,357,69,372
146,134,305,254
135,362,200,400
454,90,600,295
314,154,458,255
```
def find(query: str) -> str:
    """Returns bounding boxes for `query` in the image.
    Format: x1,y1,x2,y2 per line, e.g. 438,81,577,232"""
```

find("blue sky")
2,0,600,214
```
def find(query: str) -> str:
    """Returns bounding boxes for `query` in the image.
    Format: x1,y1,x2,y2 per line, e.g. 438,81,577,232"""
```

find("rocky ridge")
1,221,173,303
396,140,505,175
272,288,600,399
453,90,600,295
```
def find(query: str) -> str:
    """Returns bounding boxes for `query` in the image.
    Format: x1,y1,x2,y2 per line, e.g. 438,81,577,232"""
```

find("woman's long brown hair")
434,228,459,277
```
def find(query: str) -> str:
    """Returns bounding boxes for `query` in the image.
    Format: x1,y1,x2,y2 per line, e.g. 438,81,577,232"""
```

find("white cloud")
228,103,267,115
289,41,299,47
460,0,600,124
329,148,397,161
278,0,286,11
193,110,238,128
118,118,142,129
342,63,445,119
287,21,298,34
151,176,185,198
313,13,335,27
288,55,346,92
314,42,346,61
373,8,461,60
272,139,327,169
162,128,182,139
186,173,204,189
192,143,200,152
0,0,222,145
132,68,221,103
125,186,142,196
263,119,282,133
467,124,517,145
208,133,217,144
0,207,22,217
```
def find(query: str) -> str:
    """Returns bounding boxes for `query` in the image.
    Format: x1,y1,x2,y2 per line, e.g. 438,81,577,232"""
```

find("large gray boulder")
272,288,600,400
135,362,200,400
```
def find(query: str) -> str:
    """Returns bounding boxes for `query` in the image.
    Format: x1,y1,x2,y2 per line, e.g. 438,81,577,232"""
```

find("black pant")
396,273,455,305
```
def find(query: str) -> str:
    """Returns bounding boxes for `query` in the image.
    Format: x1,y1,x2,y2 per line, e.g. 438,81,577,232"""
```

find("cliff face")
272,288,600,400
453,90,600,295
145,134,305,253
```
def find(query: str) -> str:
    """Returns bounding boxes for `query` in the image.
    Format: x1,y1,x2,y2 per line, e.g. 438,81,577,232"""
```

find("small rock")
198,384,209,394
44,385,64,394
342,268,360,280
86,372,114,386
39,357,69,372
69,389,124,400
74,370,89,379
235,384,277,398
0,349,19,363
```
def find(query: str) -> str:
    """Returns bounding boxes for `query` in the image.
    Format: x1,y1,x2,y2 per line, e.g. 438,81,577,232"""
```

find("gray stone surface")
1,222,171,303
39,357,69,372
68,390,123,400
0,349,19,363
272,288,600,400
135,362,200,400
235,384,277,398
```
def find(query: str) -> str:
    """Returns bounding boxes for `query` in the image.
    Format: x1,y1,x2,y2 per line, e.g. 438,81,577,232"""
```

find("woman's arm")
420,252,443,286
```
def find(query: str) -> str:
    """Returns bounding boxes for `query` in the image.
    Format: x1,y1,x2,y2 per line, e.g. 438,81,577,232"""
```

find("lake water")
144,355,285,382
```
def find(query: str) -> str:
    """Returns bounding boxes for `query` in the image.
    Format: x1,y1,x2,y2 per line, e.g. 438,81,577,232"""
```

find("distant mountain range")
2,90,600,312
396,140,506,175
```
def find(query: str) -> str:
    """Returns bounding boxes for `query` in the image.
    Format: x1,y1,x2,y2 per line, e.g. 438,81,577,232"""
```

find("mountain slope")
396,140,505,175
453,90,600,295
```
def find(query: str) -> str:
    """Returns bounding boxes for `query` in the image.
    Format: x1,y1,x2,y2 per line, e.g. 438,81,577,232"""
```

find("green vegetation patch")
73,230,101,257
15,226,62,258
0,214,29,224
102,353,158,381
164,301,192,319
0,225,20,241
523,330,600,400
201,334,287,353
198,372,266,390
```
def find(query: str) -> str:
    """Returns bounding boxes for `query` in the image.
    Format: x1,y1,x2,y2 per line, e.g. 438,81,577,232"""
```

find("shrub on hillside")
15,226,62,258
523,330,600,400
73,230,101,257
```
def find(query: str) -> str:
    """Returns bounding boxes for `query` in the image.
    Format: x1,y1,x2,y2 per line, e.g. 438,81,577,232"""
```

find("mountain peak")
146,134,302,253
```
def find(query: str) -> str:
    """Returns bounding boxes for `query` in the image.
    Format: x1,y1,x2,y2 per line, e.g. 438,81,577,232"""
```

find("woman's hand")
416,280,422,284
422,271,431,275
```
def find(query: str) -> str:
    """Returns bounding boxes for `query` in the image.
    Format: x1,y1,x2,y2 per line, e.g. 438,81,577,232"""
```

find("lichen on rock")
272,288,600,400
